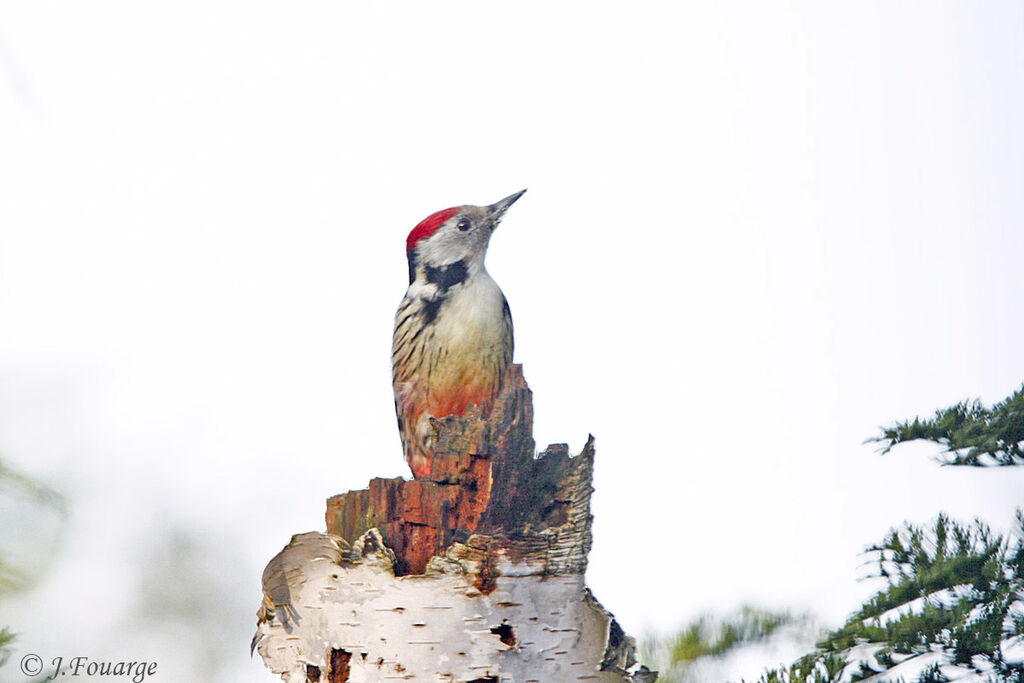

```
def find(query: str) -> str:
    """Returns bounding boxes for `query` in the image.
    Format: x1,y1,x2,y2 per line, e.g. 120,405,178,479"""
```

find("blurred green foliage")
642,606,814,683
0,626,13,667
746,513,1024,682
0,455,66,669
871,383,1024,466
648,383,1024,682
744,382,1024,683
670,606,796,663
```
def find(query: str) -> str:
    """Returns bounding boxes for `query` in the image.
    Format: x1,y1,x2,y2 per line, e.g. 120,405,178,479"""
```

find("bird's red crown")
406,207,459,255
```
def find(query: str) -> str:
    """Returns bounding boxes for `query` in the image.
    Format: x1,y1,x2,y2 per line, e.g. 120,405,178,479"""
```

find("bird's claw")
428,416,444,441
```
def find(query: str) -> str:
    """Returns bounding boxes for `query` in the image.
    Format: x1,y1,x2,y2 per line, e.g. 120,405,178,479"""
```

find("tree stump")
253,365,656,682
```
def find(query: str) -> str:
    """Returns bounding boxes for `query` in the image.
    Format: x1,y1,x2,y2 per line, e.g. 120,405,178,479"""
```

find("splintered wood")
254,365,656,682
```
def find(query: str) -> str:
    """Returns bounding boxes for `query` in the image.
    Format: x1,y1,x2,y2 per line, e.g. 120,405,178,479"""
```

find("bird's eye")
456,218,471,232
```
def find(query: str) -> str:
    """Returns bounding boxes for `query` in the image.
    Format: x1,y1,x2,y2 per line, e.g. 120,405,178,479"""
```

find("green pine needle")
869,383,1024,466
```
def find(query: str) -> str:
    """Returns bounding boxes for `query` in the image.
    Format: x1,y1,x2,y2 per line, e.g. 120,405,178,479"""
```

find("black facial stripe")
421,298,442,325
407,251,419,285
425,259,469,293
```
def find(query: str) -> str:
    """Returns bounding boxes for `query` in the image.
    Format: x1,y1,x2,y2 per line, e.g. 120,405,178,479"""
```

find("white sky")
2,3,1023,681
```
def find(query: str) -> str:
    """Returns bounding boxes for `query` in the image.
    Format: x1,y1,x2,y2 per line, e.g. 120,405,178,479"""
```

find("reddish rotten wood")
326,364,592,575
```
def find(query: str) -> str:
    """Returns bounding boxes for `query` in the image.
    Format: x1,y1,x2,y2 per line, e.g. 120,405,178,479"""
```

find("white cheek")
419,231,472,265
407,280,439,299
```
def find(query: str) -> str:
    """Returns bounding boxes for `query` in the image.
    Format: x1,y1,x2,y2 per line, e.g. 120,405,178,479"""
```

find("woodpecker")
392,190,525,479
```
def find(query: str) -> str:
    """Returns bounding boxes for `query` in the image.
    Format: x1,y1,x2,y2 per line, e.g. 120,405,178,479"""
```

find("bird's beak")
487,189,527,223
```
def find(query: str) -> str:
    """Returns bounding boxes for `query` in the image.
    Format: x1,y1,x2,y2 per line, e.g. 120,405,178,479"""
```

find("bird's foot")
428,416,444,444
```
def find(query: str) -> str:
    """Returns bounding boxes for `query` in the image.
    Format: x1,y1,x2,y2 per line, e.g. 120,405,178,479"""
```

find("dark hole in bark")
489,623,518,647
607,618,625,650
305,664,321,681
328,648,351,682
468,678,499,683
601,617,637,671
391,556,412,577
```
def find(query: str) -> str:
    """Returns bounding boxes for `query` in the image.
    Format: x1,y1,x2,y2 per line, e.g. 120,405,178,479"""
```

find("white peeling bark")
254,528,654,682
